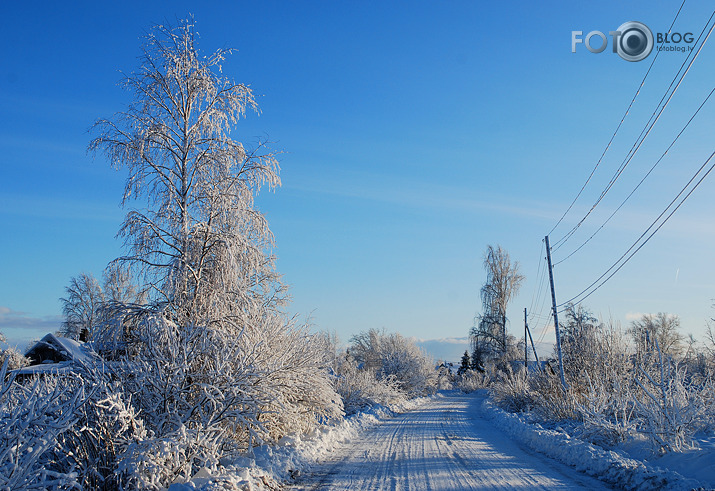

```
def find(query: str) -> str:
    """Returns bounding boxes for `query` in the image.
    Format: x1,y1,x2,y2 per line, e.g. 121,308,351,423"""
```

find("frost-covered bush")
0,361,84,490
349,329,437,397
333,354,405,415
575,371,636,446
102,308,342,488
632,341,713,453
118,425,224,490
436,362,454,390
528,370,579,421
116,310,341,438
486,308,715,456
0,348,27,371
569,324,637,446
455,370,491,393
52,368,146,490
0,359,144,490
0,332,28,371
489,366,535,413
242,314,344,441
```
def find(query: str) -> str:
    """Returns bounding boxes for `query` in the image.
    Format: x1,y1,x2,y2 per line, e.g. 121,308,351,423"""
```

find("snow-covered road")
290,392,610,490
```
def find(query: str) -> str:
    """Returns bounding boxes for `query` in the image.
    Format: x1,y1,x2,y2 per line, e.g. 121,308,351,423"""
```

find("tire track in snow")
290,392,611,490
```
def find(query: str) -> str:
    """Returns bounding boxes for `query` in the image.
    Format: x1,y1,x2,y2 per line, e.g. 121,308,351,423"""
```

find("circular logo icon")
616,21,654,62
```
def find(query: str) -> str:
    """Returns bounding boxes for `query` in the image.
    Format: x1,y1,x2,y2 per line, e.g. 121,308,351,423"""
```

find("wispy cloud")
0,306,62,350
625,312,648,322
286,173,558,221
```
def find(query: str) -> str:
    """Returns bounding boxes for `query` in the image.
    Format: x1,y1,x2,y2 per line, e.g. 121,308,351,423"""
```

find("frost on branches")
83,18,341,487
2,17,440,490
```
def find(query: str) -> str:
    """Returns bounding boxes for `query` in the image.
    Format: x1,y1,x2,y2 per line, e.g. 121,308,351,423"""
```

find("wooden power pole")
545,235,567,390
524,308,540,370
524,308,528,368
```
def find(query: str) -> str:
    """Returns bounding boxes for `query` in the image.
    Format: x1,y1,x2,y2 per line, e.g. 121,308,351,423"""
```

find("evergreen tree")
458,350,471,375
470,345,483,372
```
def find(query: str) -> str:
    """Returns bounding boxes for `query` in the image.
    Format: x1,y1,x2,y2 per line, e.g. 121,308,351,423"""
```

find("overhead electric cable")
547,0,688,237
528,239,546,315
555,86,715,266
557,148,715,310
552,10,715,251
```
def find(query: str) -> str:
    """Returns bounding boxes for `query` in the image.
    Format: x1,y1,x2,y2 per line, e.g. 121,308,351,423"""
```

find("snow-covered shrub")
349,329,437,397
117,425,225,490
489,366,535,412
104,313,267,488
559,305,603,390
112,312,270,438
0,348,27,371
333,354,405,415
0,361,86,490
51,367,147,490
0,357,147,490
632,341,711,453
528,370,579,421
0,332,28,370
569,323,637,446
103,307,342,488
455,370,491,393
241,314,344,441
575,371,637,446
436,362,454,390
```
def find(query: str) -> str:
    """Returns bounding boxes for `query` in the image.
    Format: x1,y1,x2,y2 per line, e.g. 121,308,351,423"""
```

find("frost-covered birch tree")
86,20,341,479
60,272,104,341
90,19,284,332
470,245,524,364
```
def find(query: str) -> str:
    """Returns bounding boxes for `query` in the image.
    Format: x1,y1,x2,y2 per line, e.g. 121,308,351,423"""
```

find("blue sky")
1,1,714,360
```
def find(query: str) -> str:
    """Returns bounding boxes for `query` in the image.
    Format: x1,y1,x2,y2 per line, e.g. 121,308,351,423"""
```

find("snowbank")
479,393,708,491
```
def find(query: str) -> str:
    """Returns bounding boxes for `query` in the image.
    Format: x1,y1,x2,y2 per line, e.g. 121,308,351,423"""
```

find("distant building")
13,332,99,378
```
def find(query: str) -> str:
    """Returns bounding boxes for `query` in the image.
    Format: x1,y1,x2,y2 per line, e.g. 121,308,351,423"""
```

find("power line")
528,262,551,328
555,86,715,266
557,148,715,311
547,0,688,238
527,239,546,316
552,10,715,252
536,311,553,345
531,268,551,322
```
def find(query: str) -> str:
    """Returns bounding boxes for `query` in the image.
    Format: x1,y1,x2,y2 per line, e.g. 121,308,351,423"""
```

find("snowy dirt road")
289,392,611,490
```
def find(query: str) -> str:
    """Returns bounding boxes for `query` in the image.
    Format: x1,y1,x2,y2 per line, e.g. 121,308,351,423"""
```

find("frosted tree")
60,272,104,341
60,267,143,343
349,328,437,396
89,18,283,332
470,245,524,364
629,313,684,360
87,20,340,479
102,263,143,305
559,303,602,382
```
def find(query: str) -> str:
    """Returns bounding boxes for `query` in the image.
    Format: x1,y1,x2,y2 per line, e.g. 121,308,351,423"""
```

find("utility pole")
545,235,567,390
524,308,541,370
524,308,528,369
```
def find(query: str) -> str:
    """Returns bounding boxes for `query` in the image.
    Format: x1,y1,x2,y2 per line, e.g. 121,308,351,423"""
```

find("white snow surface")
480,394,709,491
288,392,608,490
170,390,713,490
167,395,435,490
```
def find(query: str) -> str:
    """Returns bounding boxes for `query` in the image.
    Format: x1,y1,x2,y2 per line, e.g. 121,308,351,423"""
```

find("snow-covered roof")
15,333,101,377
12,361,76,376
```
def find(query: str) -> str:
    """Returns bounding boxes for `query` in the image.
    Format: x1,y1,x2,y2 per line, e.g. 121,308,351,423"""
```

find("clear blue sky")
1,1,714,359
